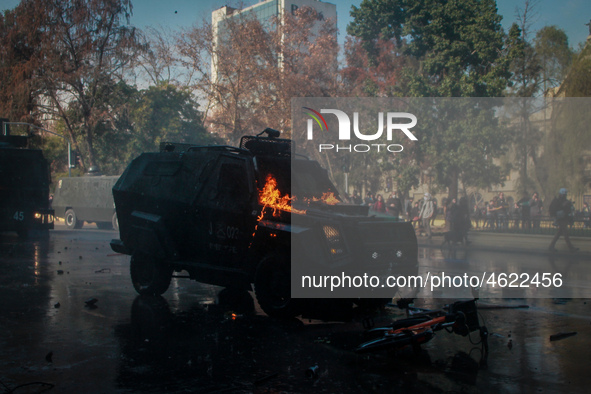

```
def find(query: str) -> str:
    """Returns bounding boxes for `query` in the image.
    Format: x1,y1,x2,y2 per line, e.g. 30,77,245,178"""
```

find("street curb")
417,230,591,256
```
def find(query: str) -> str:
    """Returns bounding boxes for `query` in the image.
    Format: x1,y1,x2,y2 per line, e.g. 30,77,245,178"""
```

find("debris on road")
550,332,577,342
305,365,319,379
85,298,98,307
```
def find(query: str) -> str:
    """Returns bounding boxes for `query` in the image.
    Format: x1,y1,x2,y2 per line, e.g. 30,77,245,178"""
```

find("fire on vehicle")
110,128,418,318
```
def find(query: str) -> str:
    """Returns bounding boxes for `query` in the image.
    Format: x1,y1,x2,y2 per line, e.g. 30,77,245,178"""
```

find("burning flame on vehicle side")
258,175,306,221
305,192,340,206
257,175,341,221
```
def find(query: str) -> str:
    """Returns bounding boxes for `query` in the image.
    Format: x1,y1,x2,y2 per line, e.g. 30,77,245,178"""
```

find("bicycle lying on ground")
356,299,489,364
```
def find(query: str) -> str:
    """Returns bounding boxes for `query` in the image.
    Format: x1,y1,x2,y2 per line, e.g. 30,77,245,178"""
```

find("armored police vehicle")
111,129,418,318
0,119,54,238
52,175,119,230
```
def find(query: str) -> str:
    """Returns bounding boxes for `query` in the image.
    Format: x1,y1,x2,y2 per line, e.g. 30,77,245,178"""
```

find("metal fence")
471,216,591,237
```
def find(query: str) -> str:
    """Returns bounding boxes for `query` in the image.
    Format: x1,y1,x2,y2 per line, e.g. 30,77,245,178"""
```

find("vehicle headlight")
323,225,345,256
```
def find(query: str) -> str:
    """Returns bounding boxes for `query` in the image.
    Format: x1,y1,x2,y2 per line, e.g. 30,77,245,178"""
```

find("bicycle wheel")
356,329,435,354
362,315,432,340
390,316,432,330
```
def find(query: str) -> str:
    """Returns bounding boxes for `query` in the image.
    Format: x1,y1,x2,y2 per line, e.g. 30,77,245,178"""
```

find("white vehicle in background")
52,175,120,230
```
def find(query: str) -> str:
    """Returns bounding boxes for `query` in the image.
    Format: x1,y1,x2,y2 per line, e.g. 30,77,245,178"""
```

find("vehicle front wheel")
112,212,119,231
64,209,83,229
254,253,301,318
130,253,172,296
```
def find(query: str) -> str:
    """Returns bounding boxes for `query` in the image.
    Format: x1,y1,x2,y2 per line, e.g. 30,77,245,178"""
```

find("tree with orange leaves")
342,36,404,97
176,6,340,145
0,2,45,124
0,0,142,172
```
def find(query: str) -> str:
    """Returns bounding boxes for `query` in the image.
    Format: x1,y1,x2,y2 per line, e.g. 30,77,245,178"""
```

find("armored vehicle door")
198,154,257,267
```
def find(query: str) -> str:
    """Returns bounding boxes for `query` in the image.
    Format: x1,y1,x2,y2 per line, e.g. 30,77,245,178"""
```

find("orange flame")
258,175,306,220
307,192,340,205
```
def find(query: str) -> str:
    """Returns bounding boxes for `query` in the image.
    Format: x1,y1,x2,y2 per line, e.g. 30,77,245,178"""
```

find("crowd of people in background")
347,187,591,246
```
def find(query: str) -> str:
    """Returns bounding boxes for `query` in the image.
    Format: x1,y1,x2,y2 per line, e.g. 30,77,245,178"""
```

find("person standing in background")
548,188,578,252
419,193,435,239
529,192,543,230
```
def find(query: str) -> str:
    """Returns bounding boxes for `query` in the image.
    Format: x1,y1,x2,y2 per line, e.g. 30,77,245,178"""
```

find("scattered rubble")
550,332,577,342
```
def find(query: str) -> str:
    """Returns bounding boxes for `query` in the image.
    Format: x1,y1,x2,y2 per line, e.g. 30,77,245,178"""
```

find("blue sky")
2,0,590,48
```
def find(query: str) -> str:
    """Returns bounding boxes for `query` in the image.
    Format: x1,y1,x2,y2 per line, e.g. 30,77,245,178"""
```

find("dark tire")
112,212,119,231
65,209,83,229
130,253,172,296
254,253,301,318
96,222,113,230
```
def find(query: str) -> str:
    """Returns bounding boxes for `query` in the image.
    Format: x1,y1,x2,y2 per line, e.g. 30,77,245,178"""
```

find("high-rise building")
211,0,337,82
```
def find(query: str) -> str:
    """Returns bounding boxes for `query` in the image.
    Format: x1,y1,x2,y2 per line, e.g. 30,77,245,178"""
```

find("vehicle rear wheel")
130,253,172,296
64,209,83,229
254,253,301,318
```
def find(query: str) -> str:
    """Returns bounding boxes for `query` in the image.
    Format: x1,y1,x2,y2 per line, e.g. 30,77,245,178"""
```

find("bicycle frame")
356,299,488,358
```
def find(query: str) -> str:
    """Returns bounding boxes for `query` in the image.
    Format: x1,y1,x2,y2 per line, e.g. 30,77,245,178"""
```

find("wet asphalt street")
1,224,591,393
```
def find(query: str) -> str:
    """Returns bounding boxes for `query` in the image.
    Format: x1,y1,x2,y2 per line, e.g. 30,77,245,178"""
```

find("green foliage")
347,0,405,58
99,82,217,175
534,26,574,92
555,42,591,97
507,23,541,97
350,0,510,98
130,82,217,154
538,99,591,198
536,41,591,201
42,133,69,174
40,81,216,178
91,81,140,175
503,22,542,197
420,99,509,197
347,0,513,198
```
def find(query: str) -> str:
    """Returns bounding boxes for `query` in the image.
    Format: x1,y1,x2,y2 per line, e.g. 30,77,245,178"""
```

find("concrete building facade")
211,0,337,83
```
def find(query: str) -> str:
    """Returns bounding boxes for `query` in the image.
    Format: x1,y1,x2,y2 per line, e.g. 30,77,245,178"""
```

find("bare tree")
37,0,142,170
267,7,340,135
133,26,178,86
176,6,340,144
